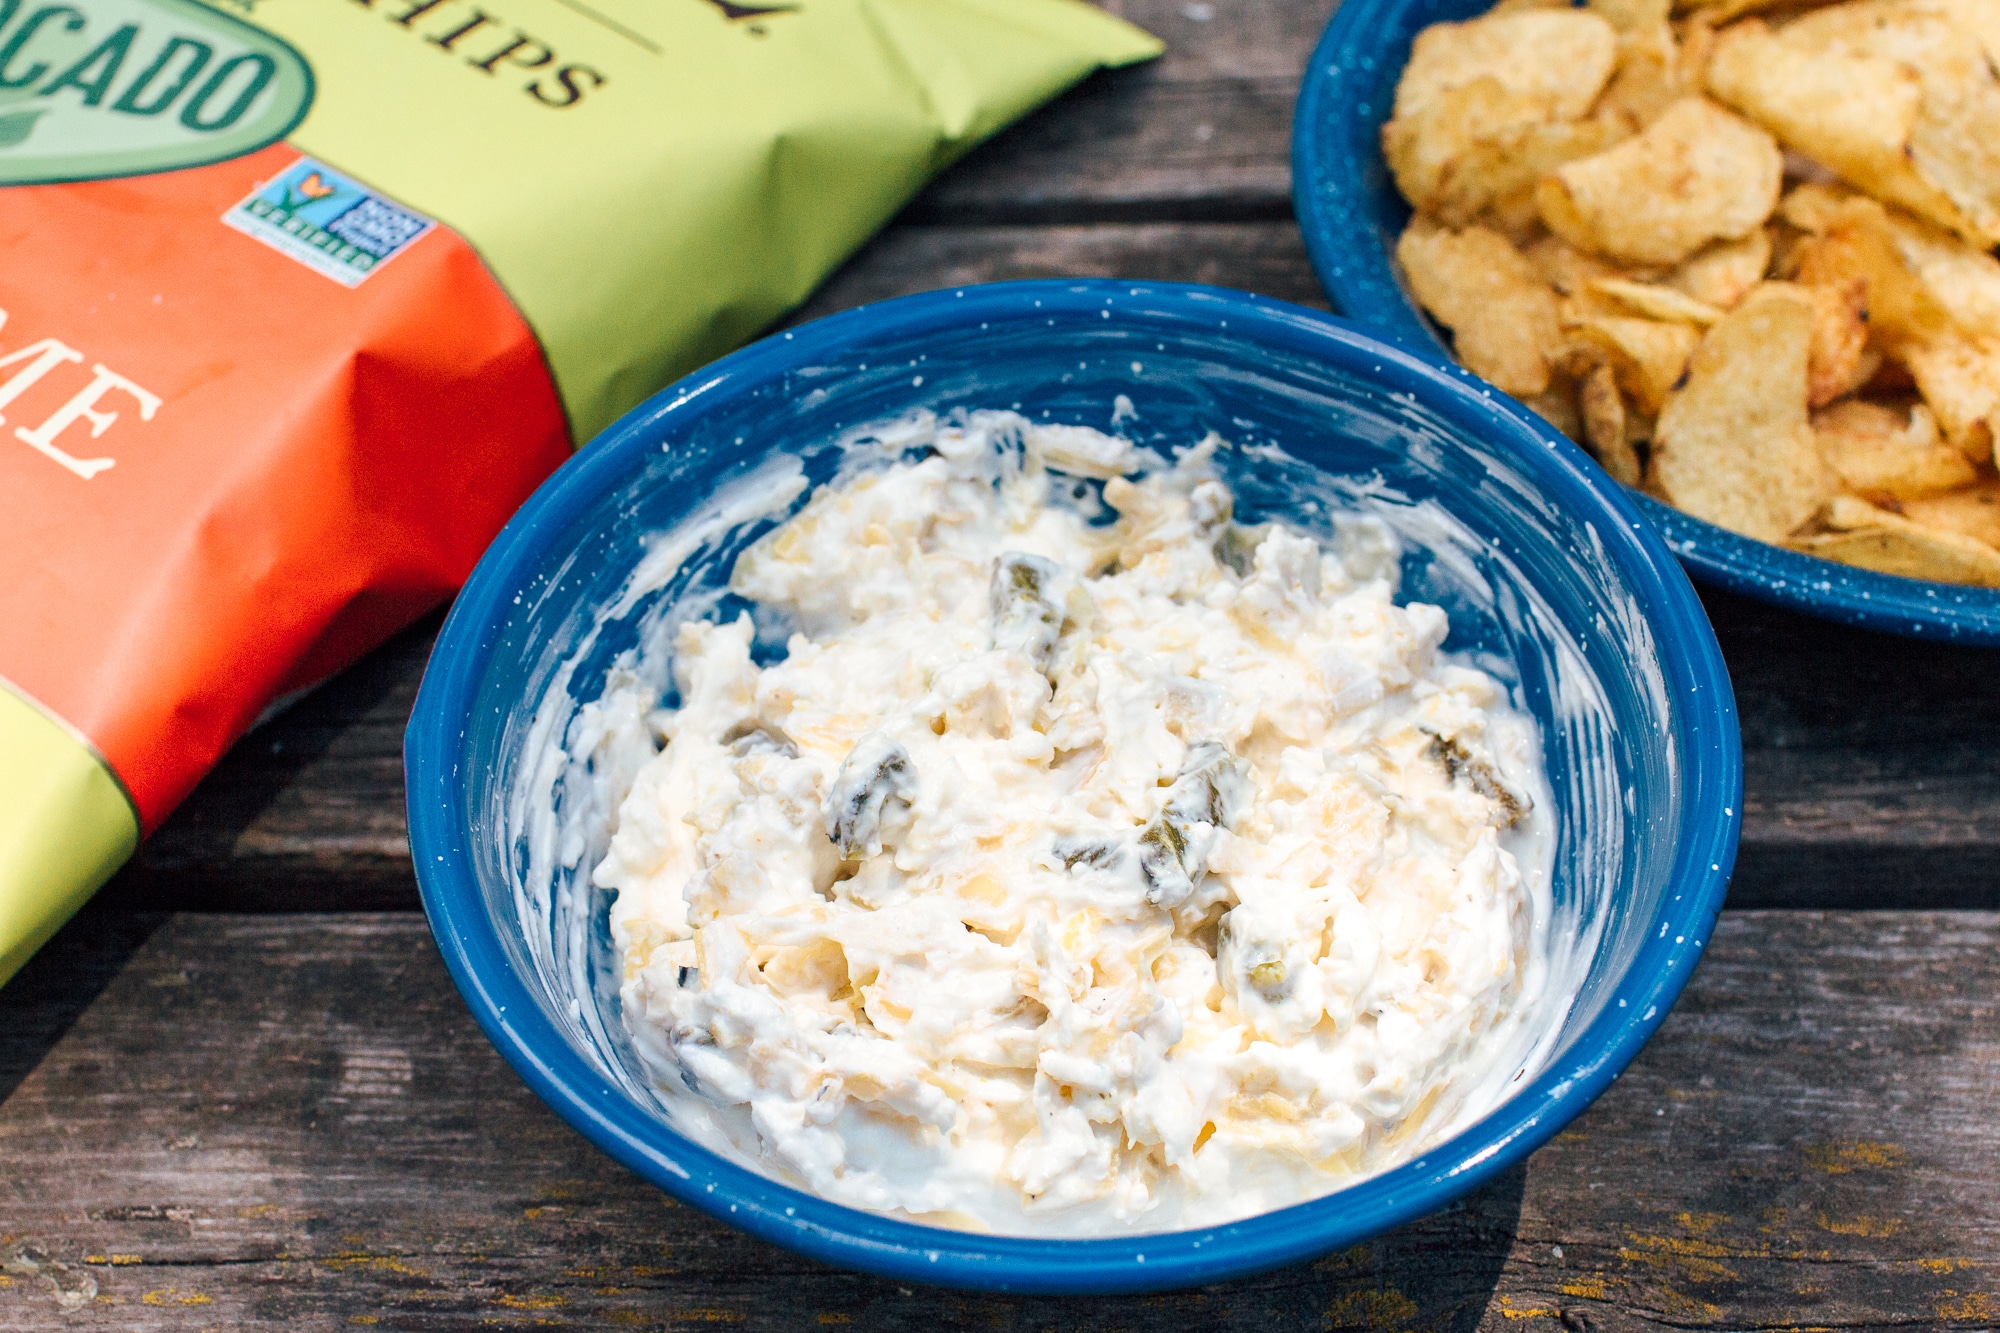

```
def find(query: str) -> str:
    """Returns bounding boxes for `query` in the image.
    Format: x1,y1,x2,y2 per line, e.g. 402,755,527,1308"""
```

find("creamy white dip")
596,411,1552,1235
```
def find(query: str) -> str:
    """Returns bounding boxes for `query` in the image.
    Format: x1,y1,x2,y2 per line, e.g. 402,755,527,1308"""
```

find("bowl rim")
1289,0,2000,646
405,278,1742,1295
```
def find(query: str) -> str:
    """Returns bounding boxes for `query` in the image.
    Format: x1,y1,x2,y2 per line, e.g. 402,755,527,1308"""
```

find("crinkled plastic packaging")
0,0,1159,982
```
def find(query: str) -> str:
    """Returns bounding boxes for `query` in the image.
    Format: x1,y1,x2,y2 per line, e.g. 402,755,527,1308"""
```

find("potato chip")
1628,399,1662,442
1676,0,1840,25
1901,478,2000,548
1669,228,1774,307
1536,97,1783,264
1778,180,1867,234
1784,1,1986,78
1816,397,1928,441
1903,334,2000,460
1675,12,1721,89
1785,198,1957,347
1526,236,1637,299
1782,194,1997,453
1479,186,1554,247
1793,495,2000,584
1594,3,1691,128
1591,0,1670,31
1853,348,1890,394
1385,79,1554,221
1580,362,1646,484
1814,397,1975,496
1885,211,2000,334
1651,282,1832,541
1901,0,2000,70
1709,24,1947,221
1707,18,1998,245
1804,278,1873,406
1599,39,1683,130
1521,379,1587,441
1794,524,2000,583
1784,189,2000,444
1398,221,1563,395
1395,10,1620,120
1822,494,1902,531
1592,277,1726,324
1782,4,2000,246
1563,309,1704,412
1385,83,1630,225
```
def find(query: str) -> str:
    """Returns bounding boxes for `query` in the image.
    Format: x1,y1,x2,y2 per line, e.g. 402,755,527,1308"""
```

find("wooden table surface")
6,2,2000,1328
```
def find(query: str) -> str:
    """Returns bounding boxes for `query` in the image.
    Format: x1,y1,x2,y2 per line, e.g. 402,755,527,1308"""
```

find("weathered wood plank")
2,910,1996,1329
1707,590,2000,909
900,0,1338,224
790,219,1329,319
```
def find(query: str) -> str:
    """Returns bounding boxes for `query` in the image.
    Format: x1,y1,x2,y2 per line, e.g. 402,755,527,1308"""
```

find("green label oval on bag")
0,0,312,184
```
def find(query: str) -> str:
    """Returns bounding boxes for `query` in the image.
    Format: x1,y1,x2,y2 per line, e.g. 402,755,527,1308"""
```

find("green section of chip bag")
254,0,1162,441
0,684,139,987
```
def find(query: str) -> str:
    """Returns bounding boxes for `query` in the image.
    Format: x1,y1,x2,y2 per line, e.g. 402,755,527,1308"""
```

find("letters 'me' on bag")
0,0,1160,983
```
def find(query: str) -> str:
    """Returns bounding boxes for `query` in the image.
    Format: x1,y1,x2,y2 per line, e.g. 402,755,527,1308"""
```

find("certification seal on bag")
224,158,435,286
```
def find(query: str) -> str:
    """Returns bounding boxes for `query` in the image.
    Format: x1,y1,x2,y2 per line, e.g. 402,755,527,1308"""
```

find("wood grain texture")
789,220,1330,320
1709,594,2000,909
901,0,1337,224
2,910,1997,1330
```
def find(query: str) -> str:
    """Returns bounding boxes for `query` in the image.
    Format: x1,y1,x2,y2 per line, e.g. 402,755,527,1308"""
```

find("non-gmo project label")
221,156,433,287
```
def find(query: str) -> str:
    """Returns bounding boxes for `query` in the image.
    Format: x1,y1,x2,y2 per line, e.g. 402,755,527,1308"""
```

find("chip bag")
0,0,1160,982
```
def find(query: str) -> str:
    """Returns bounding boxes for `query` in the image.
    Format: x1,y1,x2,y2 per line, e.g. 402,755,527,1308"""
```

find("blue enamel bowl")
1292,0,2000,644
406,280,1740,1294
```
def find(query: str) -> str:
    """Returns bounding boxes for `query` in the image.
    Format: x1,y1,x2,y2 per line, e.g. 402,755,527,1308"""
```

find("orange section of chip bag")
0,146,572,830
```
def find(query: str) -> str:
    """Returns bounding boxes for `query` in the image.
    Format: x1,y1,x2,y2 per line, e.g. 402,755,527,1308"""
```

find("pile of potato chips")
1384,0,2000,586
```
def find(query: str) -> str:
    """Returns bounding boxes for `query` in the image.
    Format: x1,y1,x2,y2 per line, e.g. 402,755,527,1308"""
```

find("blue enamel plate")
1292,0,2000,644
